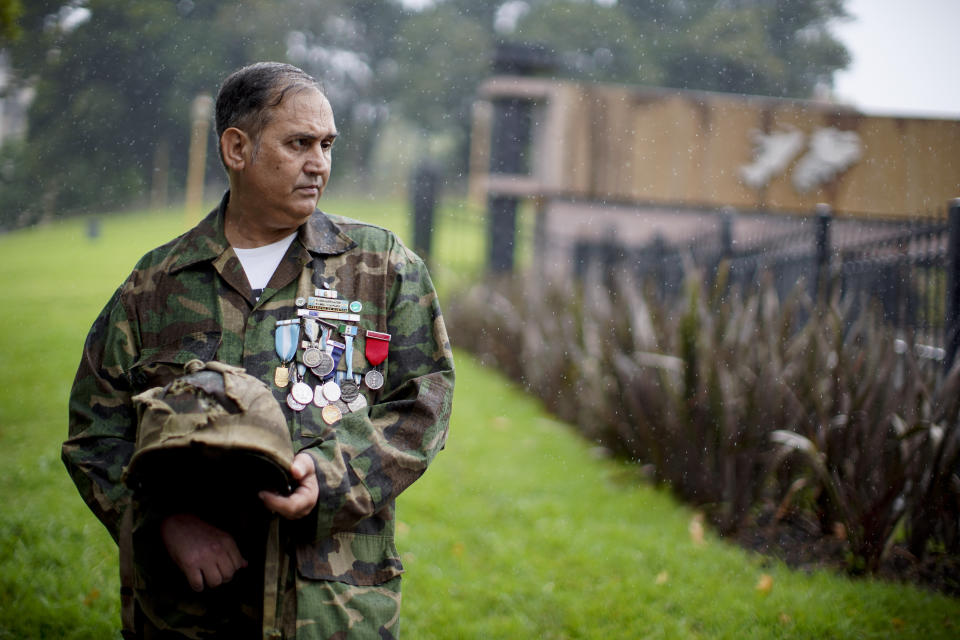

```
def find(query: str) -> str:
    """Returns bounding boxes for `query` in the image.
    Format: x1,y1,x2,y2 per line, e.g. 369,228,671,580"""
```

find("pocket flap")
297,532,403,586
128,330,221,389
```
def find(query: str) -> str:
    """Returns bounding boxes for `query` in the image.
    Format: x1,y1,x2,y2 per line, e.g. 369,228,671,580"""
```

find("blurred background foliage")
0,0,849,228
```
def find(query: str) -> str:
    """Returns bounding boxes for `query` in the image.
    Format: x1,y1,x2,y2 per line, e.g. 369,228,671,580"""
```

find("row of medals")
276,292,384,426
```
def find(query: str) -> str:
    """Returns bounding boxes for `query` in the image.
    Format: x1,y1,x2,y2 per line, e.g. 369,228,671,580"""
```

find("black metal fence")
573,200,960,366
407,161,960,366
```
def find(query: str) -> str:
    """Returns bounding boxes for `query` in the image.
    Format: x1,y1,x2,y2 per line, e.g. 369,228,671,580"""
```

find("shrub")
448,263,960,574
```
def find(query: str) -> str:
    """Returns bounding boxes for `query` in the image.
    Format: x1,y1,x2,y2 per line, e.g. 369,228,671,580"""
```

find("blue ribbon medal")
274,319,300,388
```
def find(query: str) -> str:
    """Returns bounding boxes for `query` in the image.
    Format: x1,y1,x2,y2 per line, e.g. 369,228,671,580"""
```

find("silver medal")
364,369,384,390
347,394,368,413
286,393,306,412
302,347,323,368
310,352,335,378
291,380,314,405
339,378,360,403
321,380,341,402
313,385,329,407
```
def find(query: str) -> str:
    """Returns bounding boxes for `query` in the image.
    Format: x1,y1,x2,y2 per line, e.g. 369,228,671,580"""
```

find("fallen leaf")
83,588,101,607
891,617,906,630
655,571,669,585
833,521,847,540
756,573,774,595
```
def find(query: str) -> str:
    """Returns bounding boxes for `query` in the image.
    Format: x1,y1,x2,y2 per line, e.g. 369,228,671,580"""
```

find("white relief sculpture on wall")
740,126,862,194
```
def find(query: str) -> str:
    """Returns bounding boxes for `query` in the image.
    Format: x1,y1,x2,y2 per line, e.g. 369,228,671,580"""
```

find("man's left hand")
259,452,319,519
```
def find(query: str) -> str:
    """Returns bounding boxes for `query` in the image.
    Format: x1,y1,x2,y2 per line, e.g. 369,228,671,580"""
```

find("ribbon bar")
297,309,361,322
307,297,349,312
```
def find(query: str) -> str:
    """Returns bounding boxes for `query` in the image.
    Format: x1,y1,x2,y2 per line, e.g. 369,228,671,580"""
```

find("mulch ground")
731,508,960,598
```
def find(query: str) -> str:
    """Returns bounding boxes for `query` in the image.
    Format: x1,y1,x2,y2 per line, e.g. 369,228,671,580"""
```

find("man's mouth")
296,177,323,194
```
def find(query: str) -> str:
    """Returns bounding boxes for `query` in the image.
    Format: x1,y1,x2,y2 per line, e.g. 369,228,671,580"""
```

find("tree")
0,0,292,225
505,0,849,98
0,0,21,41
644,0,850,96
511,0,661,86
389,3,493,171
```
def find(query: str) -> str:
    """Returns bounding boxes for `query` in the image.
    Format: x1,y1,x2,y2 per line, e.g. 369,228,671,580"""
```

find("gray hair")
214,62,323,166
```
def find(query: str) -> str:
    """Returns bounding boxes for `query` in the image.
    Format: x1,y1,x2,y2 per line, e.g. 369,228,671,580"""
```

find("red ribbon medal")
364,330,391,366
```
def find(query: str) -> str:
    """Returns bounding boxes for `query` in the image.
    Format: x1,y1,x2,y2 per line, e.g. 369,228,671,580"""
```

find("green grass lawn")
0,204,958,639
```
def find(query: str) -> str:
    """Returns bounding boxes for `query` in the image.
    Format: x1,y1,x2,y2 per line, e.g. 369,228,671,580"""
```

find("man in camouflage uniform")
63,62,454,639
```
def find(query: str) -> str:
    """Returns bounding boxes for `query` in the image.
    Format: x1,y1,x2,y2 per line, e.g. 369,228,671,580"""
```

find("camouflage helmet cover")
125,359,295,497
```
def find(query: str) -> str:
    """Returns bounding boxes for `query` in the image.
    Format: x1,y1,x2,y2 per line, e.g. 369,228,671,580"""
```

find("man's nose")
304,148,328,176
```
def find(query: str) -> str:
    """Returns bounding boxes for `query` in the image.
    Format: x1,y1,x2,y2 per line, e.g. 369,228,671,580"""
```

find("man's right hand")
160,513,247,592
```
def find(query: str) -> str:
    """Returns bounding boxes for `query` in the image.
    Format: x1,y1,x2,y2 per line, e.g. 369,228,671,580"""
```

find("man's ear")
220,127,250,171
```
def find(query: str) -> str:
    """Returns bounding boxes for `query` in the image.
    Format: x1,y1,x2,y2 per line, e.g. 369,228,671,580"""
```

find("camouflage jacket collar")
169,191,356,274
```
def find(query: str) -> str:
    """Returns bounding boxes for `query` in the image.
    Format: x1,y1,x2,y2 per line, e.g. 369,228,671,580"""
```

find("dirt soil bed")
732,508,960,598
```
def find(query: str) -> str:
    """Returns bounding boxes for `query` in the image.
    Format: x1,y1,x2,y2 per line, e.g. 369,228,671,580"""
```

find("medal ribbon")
339,324,358,378
365,330,391,367
304,319,319,345
319,324,330,350
328,341,344,379
344,333,355,377
275,322,300,363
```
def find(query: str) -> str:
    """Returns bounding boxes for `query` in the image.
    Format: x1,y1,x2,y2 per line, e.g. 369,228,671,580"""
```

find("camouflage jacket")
63,193,454,637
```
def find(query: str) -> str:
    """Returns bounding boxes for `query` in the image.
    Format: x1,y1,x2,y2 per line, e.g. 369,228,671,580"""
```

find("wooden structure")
469,77,960,219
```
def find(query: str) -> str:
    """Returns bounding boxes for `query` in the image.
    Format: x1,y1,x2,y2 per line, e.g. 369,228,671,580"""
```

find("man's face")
236,88,337,233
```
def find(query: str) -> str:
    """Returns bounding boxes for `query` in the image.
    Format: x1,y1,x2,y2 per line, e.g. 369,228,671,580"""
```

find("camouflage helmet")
125,359,294,498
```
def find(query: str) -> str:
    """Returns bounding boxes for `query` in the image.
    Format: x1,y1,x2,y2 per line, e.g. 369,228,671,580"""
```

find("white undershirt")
233,232,297,292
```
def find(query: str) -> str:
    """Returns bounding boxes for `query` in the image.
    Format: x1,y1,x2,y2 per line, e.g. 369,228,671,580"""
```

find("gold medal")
274,365,290,387
321,403,342,425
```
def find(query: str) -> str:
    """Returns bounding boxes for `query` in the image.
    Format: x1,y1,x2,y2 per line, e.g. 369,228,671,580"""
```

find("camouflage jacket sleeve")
62,284,141,543
300,242,454,540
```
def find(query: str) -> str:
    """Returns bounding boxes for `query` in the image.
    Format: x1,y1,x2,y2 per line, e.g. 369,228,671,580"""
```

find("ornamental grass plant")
447,261,960,583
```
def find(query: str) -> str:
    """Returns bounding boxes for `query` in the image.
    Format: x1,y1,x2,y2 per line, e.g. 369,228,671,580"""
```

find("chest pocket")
127,330,222,391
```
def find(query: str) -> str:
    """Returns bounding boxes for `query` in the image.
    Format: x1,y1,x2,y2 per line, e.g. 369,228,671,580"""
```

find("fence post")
485,43,555,274
411,162,440,262
711,207,735,288
720,207,734,260
944,198,960,370
814,203,832,300
487,97,529,274
601,228,620,288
